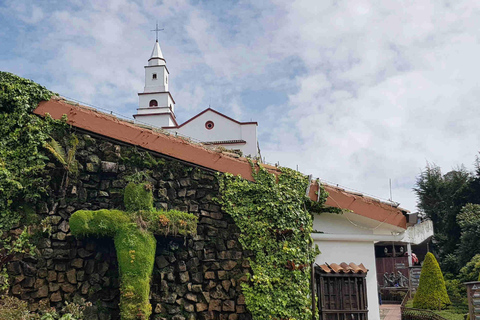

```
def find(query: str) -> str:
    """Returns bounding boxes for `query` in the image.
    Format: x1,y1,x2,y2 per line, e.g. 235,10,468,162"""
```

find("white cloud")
3,0,480,210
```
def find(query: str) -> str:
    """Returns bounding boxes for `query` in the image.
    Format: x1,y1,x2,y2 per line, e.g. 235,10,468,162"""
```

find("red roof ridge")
33,98,406,229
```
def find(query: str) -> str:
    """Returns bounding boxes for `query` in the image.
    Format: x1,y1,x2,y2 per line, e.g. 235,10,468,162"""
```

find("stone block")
222,280,231,292
38,268,48,278
50,291,62,302
156,256,169,269
101,161,118,173
57,272,66,283
61,283,76,293
155,303,166,314
179,272,189,283
196,303,208,312
185,293,197,302
35,285,49,298
208,299,221,311
23,277,35,288
222,300,235,312
66,269,77,284
221,260,237,271
49,282,60,292
71,258,84,269
58,220,69,232
12,284,22,295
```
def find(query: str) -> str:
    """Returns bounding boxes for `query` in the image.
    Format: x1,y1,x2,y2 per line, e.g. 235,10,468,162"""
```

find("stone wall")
6,133,252,320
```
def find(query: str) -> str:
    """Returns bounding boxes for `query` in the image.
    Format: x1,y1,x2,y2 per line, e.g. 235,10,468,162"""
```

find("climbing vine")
70,183,198,320
218,163,329,320
0,71,61,230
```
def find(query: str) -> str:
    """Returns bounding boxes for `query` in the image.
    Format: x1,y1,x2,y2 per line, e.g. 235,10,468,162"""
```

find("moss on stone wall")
70,183,197,320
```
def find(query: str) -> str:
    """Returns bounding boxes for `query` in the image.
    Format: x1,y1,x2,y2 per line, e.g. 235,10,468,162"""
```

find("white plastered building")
310,183,433,320
134,41,258,157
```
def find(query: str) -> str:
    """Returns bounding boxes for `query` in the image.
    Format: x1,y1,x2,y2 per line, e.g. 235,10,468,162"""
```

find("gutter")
311,233,404,242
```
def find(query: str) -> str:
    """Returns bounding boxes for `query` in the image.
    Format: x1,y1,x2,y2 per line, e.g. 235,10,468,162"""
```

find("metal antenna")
389,178,393,201
151,21,164,42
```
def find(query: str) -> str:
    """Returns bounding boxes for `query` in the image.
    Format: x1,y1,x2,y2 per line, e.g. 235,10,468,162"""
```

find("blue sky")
2,0,480,211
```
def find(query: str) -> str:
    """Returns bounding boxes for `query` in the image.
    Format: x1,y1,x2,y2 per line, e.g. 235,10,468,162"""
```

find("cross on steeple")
151,22,164,42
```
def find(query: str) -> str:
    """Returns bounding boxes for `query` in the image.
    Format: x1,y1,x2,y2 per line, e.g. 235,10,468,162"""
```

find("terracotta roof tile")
316,262,369,274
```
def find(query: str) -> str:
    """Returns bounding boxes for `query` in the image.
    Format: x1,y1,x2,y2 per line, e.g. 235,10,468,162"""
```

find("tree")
413,252,451,310
458,254,480,283
457,204,480,267
414,164,473,273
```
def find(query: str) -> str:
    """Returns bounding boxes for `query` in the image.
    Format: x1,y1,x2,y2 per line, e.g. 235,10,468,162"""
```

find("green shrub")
0,296,88,320
459,254,480,283
413,252,451,310
0,295,31,320
444,279,467,306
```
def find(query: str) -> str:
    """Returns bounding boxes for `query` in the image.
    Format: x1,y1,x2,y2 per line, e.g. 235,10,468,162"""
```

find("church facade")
133,40,258,157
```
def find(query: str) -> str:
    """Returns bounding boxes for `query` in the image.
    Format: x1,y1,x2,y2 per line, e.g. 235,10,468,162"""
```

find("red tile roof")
33,98,407,229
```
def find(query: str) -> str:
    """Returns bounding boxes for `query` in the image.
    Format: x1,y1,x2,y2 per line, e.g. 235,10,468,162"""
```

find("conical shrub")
413,252,451,310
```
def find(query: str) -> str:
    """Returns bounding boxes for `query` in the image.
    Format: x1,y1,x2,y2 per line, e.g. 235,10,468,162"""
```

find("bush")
413,252,451,310
0,295,31,320
444,279,467,306
0,296,88,320
459,254,480,283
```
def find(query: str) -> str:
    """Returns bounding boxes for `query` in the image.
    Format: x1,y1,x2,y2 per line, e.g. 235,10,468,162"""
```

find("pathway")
380,304,402,320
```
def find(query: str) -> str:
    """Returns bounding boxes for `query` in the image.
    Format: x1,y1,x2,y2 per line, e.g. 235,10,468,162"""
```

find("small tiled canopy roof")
316,262,368,274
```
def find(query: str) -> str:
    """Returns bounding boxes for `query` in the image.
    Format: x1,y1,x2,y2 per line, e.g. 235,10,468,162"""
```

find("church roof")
148,41,165,65
33,97,408,230
163,107,258,129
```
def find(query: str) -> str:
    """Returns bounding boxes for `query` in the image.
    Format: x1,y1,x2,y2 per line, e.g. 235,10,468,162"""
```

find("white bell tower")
134,27,176,128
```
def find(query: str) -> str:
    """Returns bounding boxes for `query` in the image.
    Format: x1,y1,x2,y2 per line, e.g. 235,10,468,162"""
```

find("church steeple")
133,37,176,128
148,41,165,66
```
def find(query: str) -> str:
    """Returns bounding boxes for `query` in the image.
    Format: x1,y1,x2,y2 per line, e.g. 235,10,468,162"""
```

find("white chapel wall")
174,111,242,142
240,124,257,156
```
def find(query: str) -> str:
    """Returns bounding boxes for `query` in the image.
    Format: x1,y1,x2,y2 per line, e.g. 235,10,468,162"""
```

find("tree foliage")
413,252,451,310
458,254,480,283
414,164,475,273
456,204,480,267
217,163,328,320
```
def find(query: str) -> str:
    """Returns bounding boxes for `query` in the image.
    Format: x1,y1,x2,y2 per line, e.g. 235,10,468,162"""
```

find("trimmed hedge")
413,252,451,310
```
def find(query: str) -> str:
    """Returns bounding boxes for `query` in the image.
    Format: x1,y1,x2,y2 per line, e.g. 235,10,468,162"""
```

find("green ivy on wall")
0,71,60,230
217,163,328,320
70,182,198,320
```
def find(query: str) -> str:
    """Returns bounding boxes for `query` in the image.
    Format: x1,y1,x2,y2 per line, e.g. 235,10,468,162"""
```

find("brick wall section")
6,133,252,320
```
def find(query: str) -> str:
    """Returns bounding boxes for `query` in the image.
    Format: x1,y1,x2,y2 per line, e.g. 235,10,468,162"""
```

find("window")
165,75,168,84
205,121,214,130
315,265,368,320
152,73,157,80
149,100,158,107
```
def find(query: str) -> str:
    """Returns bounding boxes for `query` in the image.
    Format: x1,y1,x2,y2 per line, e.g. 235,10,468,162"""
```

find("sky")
1,0,480,211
